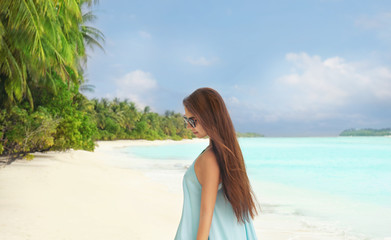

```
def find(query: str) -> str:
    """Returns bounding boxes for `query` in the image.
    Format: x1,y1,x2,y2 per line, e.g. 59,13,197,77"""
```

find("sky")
85,0,391,137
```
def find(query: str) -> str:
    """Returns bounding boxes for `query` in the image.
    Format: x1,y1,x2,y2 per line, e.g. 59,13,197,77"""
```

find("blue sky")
85,0,391,136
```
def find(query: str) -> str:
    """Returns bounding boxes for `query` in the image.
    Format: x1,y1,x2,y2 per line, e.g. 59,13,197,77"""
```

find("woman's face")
184,107,208,138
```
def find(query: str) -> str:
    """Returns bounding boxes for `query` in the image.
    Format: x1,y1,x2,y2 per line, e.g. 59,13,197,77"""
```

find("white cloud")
282,52,391,102
139,31,151,39
278,53,391,116
186,56,219,66
232,52,391,123
115,70,158,109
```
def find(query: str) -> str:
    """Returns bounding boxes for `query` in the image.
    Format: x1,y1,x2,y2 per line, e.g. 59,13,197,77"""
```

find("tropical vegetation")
236,132,264,138
340,128,391,136
0,0,193,163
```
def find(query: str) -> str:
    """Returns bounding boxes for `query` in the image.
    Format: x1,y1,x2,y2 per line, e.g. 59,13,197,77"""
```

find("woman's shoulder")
199,147,217,165
195,147,220,185
202,147,216,158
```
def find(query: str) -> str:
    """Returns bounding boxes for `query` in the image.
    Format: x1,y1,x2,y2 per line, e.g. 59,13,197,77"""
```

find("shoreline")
0,139,388,240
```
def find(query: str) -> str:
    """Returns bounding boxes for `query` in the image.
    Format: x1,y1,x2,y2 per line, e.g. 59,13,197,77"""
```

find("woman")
175,88,258,240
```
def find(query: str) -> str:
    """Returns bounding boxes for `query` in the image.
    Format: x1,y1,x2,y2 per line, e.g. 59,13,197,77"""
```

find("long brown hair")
183,87,258,223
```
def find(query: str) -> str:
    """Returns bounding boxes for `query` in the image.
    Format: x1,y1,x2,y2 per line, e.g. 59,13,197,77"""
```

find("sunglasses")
183,116,197,128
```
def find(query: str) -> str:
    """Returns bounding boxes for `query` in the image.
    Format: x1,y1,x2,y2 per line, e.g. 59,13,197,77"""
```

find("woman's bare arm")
195,150,221,240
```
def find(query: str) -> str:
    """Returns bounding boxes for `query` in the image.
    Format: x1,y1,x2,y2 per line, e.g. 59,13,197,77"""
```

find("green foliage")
31,78,98,151
89,98,194,141
0,76,99,158
0,113,3,155
0,0,104,109
340,128,391,136
236,132,264,138
0,0,194,160
0,0,103,159
0,0,76,107
24,154,34,161
0,106,58,156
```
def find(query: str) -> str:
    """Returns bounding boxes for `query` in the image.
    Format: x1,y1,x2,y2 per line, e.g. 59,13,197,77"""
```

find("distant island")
236,132,264,138
339,128,391,136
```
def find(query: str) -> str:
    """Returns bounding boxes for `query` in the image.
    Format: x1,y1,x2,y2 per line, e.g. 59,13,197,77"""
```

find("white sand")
0,140,183,240
0,140,369,240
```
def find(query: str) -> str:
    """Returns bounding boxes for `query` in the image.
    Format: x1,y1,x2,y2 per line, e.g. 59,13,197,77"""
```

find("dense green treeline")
340,128,391,136
0,76,193,160
0,0,193,162
0,77,193,159
87,98,193,141
0,78,97,157
236,132,264,138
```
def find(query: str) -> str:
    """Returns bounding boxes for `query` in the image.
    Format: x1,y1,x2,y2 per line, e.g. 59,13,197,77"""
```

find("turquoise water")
240,137,391,207
122,137,391,239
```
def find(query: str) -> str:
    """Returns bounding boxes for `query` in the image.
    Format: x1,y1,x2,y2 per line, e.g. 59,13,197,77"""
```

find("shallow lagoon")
120,137,391,239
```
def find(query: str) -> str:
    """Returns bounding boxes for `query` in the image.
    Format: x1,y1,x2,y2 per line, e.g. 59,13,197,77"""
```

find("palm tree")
81,10,105,53
77,1,105,91
1,1,76,107
0,0,103,109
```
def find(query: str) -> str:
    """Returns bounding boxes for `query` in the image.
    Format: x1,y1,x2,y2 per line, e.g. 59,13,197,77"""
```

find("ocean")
116,137,391,239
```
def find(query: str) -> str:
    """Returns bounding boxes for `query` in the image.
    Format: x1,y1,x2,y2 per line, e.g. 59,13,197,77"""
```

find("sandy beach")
0,140,184,240
0,140,378,240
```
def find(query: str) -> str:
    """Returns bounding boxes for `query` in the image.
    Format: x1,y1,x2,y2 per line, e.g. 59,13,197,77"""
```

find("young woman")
175,88,258,240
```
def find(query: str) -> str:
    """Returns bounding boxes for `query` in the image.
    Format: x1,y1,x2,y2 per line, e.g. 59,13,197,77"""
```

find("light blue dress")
174,150,258,240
